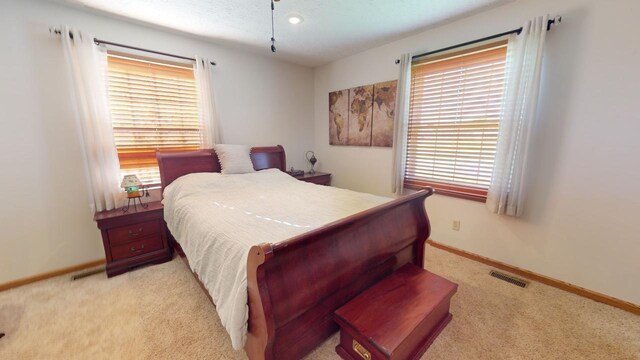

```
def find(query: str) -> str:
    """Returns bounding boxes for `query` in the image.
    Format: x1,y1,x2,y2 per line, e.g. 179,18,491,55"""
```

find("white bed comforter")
163,169,390,350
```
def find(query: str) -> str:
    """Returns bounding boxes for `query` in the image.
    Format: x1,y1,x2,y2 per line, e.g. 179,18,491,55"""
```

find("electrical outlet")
452,220,461,231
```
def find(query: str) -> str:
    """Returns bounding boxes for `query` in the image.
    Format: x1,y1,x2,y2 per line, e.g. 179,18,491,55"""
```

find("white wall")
3,0,638,306
0,0,314,284
314,0,640,304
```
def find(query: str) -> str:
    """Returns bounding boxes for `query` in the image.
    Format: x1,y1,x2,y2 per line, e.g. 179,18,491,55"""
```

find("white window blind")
405,41,507,200
106,54,201,186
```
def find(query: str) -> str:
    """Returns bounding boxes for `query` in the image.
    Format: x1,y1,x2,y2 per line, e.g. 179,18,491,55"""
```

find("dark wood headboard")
156,145,287,191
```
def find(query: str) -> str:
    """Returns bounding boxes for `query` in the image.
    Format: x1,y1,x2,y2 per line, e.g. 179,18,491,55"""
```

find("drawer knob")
128,228,143,237
352,340,371,360
130,244,145,252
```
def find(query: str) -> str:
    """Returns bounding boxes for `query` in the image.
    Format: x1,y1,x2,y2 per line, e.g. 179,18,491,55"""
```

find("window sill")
404,181,487,203
144,183,162,190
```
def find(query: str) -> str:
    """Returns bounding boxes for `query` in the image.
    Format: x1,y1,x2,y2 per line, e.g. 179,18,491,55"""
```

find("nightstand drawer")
301,174,331,185
107,220,161,246
110,235,163,261
294,171,332,186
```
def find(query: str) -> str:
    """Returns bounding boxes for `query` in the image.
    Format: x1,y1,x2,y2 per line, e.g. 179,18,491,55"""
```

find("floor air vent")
489,270,529,288
71,267,105,281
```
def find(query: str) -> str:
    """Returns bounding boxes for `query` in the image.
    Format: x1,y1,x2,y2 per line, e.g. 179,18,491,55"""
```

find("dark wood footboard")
245,188,433,360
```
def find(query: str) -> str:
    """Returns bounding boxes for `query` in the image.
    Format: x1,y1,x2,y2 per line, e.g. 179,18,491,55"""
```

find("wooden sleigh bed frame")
157,145,434,360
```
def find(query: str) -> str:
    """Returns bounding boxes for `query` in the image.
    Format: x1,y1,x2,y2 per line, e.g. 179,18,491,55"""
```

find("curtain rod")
50,28,216,66
396,16,561,64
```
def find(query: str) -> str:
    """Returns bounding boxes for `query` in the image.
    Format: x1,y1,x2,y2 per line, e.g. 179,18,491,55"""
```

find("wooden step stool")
334,264,458,360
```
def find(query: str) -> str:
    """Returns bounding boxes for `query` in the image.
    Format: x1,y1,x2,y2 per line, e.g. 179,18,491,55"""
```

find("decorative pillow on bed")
213,144,255,174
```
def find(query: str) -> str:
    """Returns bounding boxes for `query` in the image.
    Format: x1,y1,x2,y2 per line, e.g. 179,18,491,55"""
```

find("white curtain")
194,56,221,147
391,53,412,195
61,26,122,212
486,15,549,216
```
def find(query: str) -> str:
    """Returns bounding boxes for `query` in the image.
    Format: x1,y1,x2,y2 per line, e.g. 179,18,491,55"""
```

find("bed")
157,145,434,360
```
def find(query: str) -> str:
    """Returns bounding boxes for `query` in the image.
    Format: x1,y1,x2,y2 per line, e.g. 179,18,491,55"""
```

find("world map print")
372,80,397,147
329,80,397,147
348,85,374,146
329,89,348,145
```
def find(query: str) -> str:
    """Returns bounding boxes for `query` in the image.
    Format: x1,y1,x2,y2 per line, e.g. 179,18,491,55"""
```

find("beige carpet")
1,245,638,359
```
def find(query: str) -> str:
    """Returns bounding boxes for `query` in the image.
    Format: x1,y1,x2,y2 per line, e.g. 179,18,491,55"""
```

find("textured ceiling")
56,0,514,67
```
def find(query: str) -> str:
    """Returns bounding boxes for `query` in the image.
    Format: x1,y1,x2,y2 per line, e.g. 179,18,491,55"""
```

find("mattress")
162,168,390,350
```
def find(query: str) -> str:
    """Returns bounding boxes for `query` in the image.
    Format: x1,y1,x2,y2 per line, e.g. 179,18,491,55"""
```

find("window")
106,53,201,185
405,41,507,201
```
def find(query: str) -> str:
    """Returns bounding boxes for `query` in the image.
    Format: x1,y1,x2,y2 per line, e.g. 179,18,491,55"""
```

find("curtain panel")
61,26,122,212
391,53,412,195
194,55,221,147
486,15,549,216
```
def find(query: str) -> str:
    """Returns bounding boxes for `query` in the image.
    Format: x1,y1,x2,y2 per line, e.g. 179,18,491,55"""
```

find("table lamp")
306,151,317,174
121,174,148,212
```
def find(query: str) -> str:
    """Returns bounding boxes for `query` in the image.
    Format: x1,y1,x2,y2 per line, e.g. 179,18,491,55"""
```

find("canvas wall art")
348,85,374,146
329,89,349,145
328,80,397,147
372,80,397,147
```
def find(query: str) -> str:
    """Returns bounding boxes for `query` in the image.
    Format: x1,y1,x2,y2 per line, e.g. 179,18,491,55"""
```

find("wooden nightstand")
94,201,172,277
294,171,332,186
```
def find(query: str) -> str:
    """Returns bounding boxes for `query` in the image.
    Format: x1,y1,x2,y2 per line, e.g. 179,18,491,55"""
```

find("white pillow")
213,144,255,174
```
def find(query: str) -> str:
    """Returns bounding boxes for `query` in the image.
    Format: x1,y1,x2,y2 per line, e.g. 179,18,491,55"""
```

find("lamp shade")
121,174,143,188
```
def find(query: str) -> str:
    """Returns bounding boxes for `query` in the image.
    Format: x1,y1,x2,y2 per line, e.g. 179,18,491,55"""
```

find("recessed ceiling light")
288,16,303,25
